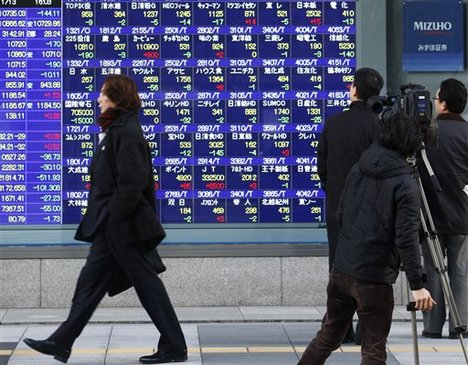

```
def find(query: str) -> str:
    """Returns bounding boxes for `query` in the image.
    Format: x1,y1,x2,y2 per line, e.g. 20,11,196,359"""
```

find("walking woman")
24,75,187,364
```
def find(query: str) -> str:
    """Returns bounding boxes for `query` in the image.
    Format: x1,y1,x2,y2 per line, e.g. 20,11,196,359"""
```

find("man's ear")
441,100,449,112
350,85,358,100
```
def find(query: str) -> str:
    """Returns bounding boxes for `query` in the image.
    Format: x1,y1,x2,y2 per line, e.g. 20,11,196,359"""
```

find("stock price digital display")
0,0,356,226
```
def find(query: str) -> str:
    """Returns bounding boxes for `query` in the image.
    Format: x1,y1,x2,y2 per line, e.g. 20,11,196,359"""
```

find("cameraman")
299,110,435,365
317,67,383,343
420,78,468,339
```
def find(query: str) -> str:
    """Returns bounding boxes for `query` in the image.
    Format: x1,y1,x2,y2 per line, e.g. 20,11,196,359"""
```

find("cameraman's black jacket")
420,113,468,235
333,143,424,290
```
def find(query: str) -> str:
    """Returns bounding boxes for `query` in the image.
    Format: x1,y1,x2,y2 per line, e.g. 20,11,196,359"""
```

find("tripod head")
406,142,441,193
417,142,441,193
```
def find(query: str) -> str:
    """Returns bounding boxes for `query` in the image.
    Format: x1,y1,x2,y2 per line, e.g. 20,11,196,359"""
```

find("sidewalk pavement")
1,306,467,365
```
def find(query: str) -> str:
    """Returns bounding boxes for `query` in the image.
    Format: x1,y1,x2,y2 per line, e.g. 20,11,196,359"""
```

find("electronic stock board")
0,0,356,240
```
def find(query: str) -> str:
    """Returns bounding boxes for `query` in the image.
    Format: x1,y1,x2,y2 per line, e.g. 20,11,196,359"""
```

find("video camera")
368,83,437,147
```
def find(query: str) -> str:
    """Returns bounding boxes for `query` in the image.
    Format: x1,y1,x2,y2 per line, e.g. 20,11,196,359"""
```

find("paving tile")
109,324,160,342
0,341,16,365
0,342,17,350
201,352,298,365
21,325,64,338
198,323,291,347
90,307,151,323
393,351,468,365
2,309,69,324
324,352,400,365
240,306,322,322
74,324,113,338
282,322,322,346
7,355,61,365
176,307,244,322
0,326,26,342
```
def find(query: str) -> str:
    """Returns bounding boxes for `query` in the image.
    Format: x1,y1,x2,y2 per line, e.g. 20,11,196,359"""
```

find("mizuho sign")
413,21,452,31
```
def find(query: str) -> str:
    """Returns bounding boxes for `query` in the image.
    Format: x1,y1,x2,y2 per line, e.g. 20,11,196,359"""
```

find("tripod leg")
421,240,445,335
406,276,420,365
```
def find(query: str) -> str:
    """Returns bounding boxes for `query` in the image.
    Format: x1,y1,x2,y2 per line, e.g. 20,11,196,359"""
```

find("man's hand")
411,288,436,311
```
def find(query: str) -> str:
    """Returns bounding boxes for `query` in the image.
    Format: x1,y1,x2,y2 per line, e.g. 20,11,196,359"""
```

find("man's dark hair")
380,110,421,157
438,78,467,114
353,67,384,102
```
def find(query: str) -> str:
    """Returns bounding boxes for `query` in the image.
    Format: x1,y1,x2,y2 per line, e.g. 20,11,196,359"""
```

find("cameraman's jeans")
421,234,468,335
299,270,393,365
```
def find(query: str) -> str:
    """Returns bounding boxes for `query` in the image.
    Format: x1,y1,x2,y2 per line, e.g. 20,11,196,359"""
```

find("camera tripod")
406,143,467,365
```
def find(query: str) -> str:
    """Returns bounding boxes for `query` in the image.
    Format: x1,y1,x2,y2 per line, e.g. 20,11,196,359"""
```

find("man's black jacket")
317,101,380,226
420,113,468,235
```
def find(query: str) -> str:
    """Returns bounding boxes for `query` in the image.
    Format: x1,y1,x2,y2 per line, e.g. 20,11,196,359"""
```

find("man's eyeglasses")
432,97,440,100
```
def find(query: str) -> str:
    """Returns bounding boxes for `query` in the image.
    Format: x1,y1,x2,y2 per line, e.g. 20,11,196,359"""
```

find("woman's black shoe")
139,350,188,364
23,338,71,363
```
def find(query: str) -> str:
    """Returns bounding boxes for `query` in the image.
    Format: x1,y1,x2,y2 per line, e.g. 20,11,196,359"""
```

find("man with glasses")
420,78,468,339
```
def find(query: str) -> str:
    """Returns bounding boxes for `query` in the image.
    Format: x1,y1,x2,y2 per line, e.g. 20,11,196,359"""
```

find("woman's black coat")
75,109,165,296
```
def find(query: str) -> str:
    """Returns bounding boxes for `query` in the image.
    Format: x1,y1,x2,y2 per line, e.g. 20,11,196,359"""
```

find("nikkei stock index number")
0,0,356,225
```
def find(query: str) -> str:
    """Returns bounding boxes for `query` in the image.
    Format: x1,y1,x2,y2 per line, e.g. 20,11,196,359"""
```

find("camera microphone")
367,95,384,113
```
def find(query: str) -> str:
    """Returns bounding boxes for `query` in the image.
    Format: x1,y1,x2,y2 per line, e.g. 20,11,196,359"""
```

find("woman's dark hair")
438,78,467,114
101,74,141,110
380,109,421,157
353,67,384,102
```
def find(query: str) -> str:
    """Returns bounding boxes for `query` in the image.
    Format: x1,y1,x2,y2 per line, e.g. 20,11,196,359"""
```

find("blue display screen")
0,0,356,227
